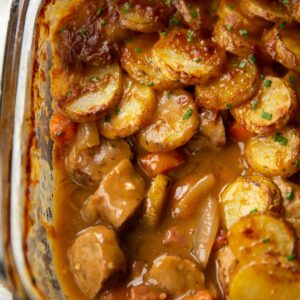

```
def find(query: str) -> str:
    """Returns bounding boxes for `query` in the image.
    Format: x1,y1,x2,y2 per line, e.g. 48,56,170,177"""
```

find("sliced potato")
220,175,282,229
143,174,171,228
263,27,300,73
289,0,300,23
231,76,297,134
173,0,213,31
147,255,205,298
229,214,296,265
216,246,239,298
137,90,199,152
230,262,300,300
120,34,181,90
52,63,123,122
196,55,260,110
99,77,156,139
152,28,226,85
245,126,300,177
240,0,291,22
213,19,256,58
217,0,270,35
117,0,173,33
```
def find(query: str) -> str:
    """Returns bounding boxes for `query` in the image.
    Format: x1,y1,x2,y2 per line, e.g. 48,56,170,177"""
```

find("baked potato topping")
45,0,300,299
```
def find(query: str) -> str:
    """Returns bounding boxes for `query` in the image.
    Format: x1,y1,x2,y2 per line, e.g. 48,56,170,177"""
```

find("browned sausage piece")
81,159,146,228
69,225,126,299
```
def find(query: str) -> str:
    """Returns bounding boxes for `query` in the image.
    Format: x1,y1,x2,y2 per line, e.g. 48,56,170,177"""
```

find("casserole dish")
1,0,300,300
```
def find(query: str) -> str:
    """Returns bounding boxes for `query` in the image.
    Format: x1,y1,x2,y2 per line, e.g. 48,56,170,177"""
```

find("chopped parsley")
239,59,247,69
286,191,295,201
170,15,180,26
250,208,258,214
262,237,270,243
104,114,111,122
274,132,288,145
226,103,233,109
226,24,233,31
135,47,143,53
121,2,133,14
251,99,258,110
90,76,100,82
289,75,297,86
146,82,154,87
100,20,107,26
287,254,296,261
295,159,300,169
80,28,89,37
115,108,121,116
263,79,272,88
160,31,168,36
279,21,286,30
248,53,256,64
261,112,272,120
194,57,202,63
182,108,193,120
97,7,103,16
239,29,249,37
281,0,289,5
226,3,235,10
187,30,196,42
190,8,198,18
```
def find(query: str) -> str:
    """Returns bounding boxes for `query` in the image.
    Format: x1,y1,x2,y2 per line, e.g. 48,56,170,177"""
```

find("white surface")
0,0,12,95
0,284,12,300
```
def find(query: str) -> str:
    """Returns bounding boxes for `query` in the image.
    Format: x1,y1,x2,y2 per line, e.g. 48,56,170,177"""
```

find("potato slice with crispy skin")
213,19,257,58
52,63,123,122
217,0,270,35
152,29,226,85
117,0,174,33
245,126,300,178
230,261,300,300
240,0,291,22
229,214,296,265
195,55,259,110
220,175,282,229
99,77,156,139
231,76,297,134
120,34,181,90
137,90,199,152
263,27,300,73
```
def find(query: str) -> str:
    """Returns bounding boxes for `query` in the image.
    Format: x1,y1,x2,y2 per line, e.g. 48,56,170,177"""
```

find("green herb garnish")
261,112,272,120
183,108,193,120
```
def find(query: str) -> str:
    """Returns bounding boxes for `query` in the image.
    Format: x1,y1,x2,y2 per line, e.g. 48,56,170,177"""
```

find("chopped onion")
75,122,100,152
193,196,220,268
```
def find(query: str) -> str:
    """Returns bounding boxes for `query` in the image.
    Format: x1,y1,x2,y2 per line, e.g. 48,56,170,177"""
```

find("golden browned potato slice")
147,255,205,298
217,0,270,35
52,63,123,122
120,34,181,90
65,139,133,189
213,19,256,58
229,214,296,265
173,0,213,31
230,261,300,300
81,159,146,229
245,126,300,178
142,174,171,228
195,55,260,110
152,28,226,85
117,0,174,33
216,246,239,298
137,90,199,152
231,76,297,134
99,77,156,139
263,27,300,73
69,225,126,298
289,0,300,23
220,175,282,229
240,0,291,22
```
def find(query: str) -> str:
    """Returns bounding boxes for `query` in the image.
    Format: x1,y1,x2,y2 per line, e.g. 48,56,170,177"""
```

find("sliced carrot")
50,112,77,144
138,150,186,177
229,120,253,141
184,290,213,300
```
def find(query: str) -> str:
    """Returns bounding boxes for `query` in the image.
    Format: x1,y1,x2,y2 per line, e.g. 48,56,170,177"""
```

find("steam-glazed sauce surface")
47,0,300,299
